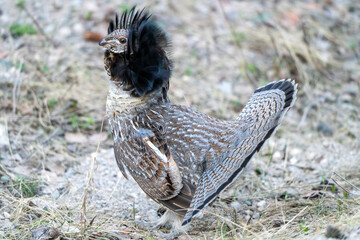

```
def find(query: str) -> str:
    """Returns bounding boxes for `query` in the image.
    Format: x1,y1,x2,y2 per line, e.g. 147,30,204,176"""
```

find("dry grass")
1,0,360,239
1,171,359,239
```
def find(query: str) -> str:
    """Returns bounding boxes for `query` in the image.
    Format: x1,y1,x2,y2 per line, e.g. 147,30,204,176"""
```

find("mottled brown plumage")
99,6,298,230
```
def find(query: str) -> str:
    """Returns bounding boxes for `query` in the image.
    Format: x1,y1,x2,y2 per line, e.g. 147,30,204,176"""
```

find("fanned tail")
182,79,297,226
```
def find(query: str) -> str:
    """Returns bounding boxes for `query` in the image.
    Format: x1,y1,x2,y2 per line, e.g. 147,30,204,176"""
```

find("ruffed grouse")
99,6,297,231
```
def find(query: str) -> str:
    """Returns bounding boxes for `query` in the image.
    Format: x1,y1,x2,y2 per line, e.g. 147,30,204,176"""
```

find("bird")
99,6,297,233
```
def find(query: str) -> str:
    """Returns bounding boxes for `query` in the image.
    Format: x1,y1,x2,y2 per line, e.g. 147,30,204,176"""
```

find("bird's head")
99,28,129,55
100,6,172,98
99,8,148,55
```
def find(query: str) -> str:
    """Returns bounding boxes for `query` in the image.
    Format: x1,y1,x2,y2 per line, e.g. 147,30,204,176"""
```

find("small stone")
73,23,84,33
217,81,233,94
30,225,59,240
253,212,260,219
257,200,266,211
317,122,333,137
230,201,242,211
305,151,317,161
51,190,60,199
3,212,10,219
341,93,352,103
289,157,298,164
67,145,75,152
0,124,9,147
272,151,283,160
325,225,347,239
244,210,253,216
1,175,9,182
244,200,252,206
286,188,298,196
58,27,72,38
343,83,358,96
289,148,301,157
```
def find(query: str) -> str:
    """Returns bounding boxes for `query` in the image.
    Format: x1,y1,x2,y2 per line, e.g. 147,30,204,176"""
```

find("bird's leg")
134,207,171,229
134,220,157,228
134,210,188,238
154,210,189,238
133,221,180,240
156,230,182,239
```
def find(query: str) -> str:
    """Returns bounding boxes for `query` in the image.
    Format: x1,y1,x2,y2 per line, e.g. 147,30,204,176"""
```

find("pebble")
1,175,10,182
340,94,353,103
343,83,358,96
230,201,242,211
73,23,84,33
253,212,260,219
217,81,233,95
289,157,298,164
58,27,72,38
317,122,333,137
244,210,253,216
51,190,60,199
67,145,75,152
3,212,10,219
244,200,252,206
0,124,9,147
257,200,266,211
305,151,317,161
273,151,283,160
286,188,298,196
289,148,301,157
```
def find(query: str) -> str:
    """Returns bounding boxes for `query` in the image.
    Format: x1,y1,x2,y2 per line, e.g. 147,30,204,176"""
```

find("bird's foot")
156,230,181,239
133,210,187,239
134,220,155,228
134,220,179,239
134,220,172,230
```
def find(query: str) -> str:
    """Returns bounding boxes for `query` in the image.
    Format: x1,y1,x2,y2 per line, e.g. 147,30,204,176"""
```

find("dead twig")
274,206,308,235
80,116,106,233
21,5,55,46
12,61,23,117
298,102,317,129
332,172,360,196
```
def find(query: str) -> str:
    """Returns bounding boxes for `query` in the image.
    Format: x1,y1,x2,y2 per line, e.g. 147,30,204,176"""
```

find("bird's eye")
118,36,127,44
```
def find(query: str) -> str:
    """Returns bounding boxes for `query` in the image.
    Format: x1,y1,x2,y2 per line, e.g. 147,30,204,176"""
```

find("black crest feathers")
107,6,172,97
107,7,151,34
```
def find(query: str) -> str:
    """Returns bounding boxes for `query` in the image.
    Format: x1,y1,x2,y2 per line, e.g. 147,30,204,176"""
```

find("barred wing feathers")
112,117,196,216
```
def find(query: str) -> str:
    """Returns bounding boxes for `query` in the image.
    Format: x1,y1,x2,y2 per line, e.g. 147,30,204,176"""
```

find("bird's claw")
133,220,179,239
155,230,181,239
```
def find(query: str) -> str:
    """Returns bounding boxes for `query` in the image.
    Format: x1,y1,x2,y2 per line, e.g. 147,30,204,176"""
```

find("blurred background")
1,0,359,239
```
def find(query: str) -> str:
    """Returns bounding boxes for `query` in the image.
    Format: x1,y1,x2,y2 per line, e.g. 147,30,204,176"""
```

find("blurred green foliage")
10,23,37,36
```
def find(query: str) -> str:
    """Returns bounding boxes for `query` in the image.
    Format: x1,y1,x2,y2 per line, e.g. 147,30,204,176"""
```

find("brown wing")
113,119,195,216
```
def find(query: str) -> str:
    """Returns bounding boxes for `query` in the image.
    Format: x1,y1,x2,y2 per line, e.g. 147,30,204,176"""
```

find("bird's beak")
99,38,107,46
